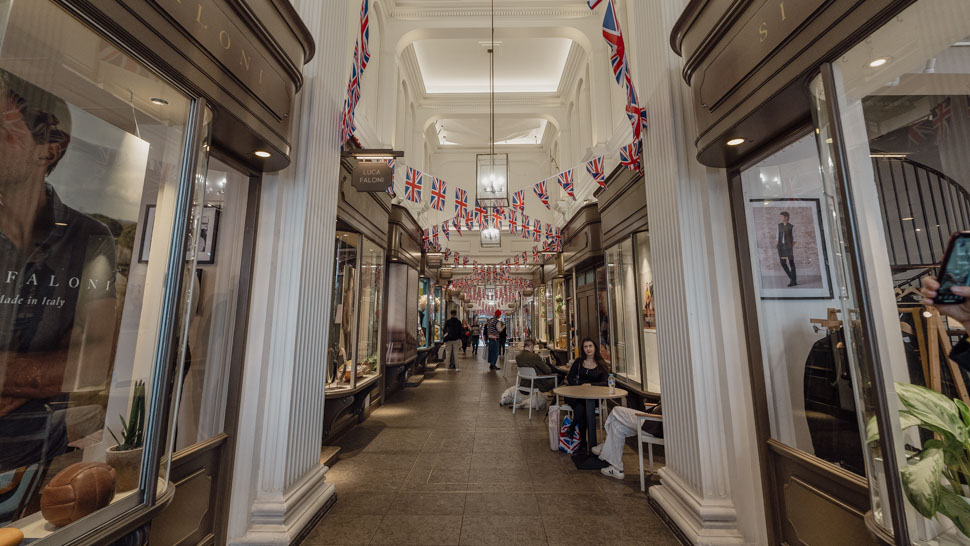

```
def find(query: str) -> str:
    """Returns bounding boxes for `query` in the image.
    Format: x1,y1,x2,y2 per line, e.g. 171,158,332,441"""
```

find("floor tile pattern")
305,350,679,545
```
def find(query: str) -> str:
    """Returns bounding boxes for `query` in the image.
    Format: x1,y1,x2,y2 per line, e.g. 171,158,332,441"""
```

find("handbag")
558,415,581,453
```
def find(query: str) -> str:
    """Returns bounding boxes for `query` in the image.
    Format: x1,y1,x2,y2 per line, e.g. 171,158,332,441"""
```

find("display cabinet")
325,232,385,394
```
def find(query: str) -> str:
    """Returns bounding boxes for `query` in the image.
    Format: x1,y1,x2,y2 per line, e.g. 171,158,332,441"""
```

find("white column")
226,1,348,544
626,0,768,544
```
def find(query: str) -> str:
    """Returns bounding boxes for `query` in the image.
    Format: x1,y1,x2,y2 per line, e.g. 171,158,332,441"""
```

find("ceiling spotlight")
254,150,271,158
150,97,169,106
726,138,745,146
869,58,888,68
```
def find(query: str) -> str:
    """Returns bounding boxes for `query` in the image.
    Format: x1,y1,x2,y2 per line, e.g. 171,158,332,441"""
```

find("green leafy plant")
868,382,970,536
109,380,146,451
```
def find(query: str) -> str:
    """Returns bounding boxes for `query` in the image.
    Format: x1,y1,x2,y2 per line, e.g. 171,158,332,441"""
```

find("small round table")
553,385,628,461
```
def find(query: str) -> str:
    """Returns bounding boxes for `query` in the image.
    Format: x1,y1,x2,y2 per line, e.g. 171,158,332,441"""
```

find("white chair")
513,367,558,419
636,409,665,492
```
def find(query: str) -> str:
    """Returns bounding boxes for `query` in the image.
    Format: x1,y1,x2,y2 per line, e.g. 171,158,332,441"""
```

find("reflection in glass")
0,0,190,534
355,238,384,385
606,238,640,384
326,232,359,392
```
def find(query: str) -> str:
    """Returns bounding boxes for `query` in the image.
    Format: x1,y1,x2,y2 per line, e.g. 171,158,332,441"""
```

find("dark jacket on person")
565,358,609,386
516,350,563,392
641,403,664,438
443,317,464,342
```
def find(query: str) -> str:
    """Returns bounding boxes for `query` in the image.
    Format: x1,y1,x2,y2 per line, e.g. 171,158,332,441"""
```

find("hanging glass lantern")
480,218,501,248
476,153,509,208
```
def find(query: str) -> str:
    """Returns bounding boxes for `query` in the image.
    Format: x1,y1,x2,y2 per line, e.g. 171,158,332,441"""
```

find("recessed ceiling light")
726,138,745,146
254,150,271,158
150,97,168,106
869,58,888,68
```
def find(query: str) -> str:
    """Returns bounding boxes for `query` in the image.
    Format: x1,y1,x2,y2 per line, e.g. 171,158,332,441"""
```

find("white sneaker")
591,444,603,456
600,465,625,480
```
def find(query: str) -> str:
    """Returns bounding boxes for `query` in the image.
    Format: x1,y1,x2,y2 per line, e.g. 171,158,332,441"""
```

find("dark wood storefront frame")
672,1,923,544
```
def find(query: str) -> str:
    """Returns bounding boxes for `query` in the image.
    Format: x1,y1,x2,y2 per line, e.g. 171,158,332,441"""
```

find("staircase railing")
872,156,970,269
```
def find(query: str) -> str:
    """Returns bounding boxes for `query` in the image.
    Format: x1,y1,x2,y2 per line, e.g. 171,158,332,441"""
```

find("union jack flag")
908,120,932,147
430,177,446,210
512,189,525,210
931,97,952,142
475,201,488,228
422,228,430,251
521,213,531,239
455,188,469,218
602,0,627,85
533,180,551,210
557,170,576,200
509,211,519,235
404,167,423,203
533,219,542,243
620,140,642,173
545,223,554,241
464,256,470,266
340,0,371,144
465,216,475,231
382,158,396,196
491,209,503,230
453,217,463,236
432,224,440,250
586,156,606,189
587,0,603,8
555,227,563,251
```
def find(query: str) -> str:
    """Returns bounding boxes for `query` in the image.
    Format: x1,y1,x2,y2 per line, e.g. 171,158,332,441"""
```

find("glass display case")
0,0,203,538
326,232,384,394
553,278,568,350
418,277,432,348
605,234,660,393
535,284,547,343
433,285,444,344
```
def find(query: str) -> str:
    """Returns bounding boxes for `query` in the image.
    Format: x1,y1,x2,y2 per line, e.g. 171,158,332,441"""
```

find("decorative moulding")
389,6,591,21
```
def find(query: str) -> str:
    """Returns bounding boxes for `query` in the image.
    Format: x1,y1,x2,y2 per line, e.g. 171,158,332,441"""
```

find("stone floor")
305,349,679,545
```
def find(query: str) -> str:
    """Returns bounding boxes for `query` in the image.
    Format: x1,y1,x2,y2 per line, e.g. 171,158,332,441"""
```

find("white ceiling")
413,37,572,93
435,118,548,146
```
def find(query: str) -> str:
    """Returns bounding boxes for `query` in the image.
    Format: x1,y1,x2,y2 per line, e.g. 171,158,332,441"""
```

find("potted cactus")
105,380,146,491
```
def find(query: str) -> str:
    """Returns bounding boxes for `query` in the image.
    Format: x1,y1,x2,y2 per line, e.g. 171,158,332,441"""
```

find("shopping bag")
547,405,561,450
559,415,581,453
438,344,446,361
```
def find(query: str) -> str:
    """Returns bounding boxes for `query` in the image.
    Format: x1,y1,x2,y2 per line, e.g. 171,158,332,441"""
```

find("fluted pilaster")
226,1,348,544
624,0,767,543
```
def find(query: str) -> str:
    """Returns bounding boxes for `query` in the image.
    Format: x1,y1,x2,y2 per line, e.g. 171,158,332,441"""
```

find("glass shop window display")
0,0,192,537
327,232,360,393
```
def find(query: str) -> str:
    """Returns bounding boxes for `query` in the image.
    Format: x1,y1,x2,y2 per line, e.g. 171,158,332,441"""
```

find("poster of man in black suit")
777,212,797,287
749,198,833,299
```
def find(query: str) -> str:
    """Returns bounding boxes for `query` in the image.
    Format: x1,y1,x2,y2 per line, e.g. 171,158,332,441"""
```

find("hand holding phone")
932,232,970,305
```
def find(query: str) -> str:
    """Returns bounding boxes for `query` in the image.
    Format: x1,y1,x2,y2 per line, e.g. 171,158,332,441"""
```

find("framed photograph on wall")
138,204,156,263
748,198,833,299
195,206,220,265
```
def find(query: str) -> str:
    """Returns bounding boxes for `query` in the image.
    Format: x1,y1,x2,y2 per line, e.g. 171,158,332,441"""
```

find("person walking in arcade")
485,310,504,370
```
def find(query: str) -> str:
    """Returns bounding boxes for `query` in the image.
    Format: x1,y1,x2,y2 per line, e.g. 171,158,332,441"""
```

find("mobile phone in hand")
934,231,970,304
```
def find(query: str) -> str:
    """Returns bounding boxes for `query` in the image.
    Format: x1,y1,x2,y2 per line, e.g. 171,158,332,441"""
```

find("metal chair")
512,367,558,419
636,410,665,492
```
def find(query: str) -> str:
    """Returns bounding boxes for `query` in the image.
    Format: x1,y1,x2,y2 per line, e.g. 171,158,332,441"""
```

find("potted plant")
106,380,146,491
868,382,970,537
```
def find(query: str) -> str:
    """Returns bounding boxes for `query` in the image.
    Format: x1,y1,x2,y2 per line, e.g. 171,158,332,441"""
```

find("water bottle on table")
608,373,615,395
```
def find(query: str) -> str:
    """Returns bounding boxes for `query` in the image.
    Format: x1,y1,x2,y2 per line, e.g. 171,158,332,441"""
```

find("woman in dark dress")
565,338,610,450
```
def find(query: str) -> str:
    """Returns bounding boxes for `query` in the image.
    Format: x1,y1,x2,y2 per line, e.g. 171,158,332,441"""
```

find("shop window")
326,231,359,393
0,0,196,537
606,238,640,384
173,158,250,452
596,266,610,363
355,237,384,386
811,1,970,540
418,277,431,348
635,233,660,393
739,134,864,476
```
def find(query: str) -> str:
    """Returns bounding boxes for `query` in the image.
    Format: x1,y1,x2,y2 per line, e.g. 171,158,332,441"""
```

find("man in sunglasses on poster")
0,69,117,521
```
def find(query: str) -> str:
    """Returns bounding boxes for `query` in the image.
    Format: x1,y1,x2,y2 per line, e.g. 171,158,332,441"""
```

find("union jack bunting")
931,97,952,142
557,170,576,200
404,166,423,203
586,156,606,189
464,256,470,266
509,211,519,235
382,158,397,196
340,0,371,144
465,216,475,231
598,0,647,143
455,188,469,219
430,177,446,211
533,219,542,243
521,213,531,239
422,228,430,251
491,209,503,230
545,223,554,241
432,224,440,250
442,221,450,240
533,180,551,210
620,140,642,173
474,201,487,226
587,0,603,8
512,189,525,210
453,217,463,236
555,227,563,251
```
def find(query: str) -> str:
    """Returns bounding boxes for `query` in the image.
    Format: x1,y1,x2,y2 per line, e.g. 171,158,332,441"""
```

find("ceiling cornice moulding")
389,6,591,20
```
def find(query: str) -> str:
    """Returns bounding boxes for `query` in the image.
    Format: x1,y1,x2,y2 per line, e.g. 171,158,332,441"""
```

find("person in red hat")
484,310,505,370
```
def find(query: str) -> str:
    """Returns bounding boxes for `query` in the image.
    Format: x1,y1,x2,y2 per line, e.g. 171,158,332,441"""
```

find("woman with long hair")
564,338,611,451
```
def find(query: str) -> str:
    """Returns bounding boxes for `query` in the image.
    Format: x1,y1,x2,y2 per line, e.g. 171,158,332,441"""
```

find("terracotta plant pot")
105,446,144,492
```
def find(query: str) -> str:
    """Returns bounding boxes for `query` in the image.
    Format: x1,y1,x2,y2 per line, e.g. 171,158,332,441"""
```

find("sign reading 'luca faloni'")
344,150,403,193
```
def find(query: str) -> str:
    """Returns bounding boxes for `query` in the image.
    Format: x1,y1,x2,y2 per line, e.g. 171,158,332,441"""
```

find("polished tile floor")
305,349,679,545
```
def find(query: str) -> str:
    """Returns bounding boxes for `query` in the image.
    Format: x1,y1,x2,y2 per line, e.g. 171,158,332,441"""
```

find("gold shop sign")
699,0,819,112
154,0,292,120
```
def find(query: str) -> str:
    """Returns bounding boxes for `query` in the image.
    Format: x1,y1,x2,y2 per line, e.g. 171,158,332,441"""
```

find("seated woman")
594,403,663,479
516,338,565,392
564,338,610,451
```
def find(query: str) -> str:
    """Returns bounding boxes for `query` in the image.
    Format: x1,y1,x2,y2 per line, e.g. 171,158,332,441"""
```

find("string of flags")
340,0,371,145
